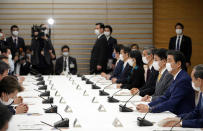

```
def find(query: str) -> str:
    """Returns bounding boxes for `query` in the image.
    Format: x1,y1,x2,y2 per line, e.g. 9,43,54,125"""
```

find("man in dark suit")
111,46,132,84
131,47,159,97
0,29,7,54
90,23,108,74
6,25,25,59
55,45,77,75
104,25,117,73
169,23,192,68
136,50,195,115
161,64,203,128
141,48,173,102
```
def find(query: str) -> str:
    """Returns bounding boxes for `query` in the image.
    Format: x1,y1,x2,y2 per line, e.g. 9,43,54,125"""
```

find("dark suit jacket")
6,36,25,58
116,63,132,84
169,35,192,63
121,65,145,90
149,70,195,115
178,93,203,128
139,67,159,97
110,60,124,80
55,56,77,75
151,70,174,101
31,38,55,66
20,62,31,75
107,36,117,59
90,34,108,74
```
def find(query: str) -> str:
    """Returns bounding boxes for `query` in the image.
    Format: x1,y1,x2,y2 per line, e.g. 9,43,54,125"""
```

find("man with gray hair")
160,64,203,128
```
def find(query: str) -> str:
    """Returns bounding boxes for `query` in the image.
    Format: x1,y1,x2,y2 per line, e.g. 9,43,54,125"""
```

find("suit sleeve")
186,37,192,63
169,38,173,50
97,39,108,66
72,58,77,75
149,80,191,113
55,58,61,75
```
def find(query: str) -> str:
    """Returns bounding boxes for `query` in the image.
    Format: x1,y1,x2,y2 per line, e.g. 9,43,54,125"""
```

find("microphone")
86,75,97,84
107,89,123,103
43,103,57,113
77,74,82,77
35,74,42,78
38,85,47,90
36,80,45,85
34,89,50,97
54,112,69,128
39,95,53,104
91,78,105,89
137,110,153,126
99,83,114,96
119,91,140,112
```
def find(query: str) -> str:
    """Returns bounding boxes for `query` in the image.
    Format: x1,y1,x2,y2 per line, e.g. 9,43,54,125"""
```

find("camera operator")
30,25,56,75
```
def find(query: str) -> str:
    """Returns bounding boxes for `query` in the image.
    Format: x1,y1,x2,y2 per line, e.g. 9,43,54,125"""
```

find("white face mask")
153,61,160,71
94,29,100,36
44,29,49,34
63,52,69,57
166,63,172,72
142,56,148,64
192,82,201,92
8,54,12,59
12,31,19,37
119,54,124,61
127,59,134,67
0,98,14,106
104,31,110,37
176,29,182,35
0,33,3,37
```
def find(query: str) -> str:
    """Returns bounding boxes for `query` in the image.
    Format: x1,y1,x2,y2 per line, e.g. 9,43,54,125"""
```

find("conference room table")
7,75,202,131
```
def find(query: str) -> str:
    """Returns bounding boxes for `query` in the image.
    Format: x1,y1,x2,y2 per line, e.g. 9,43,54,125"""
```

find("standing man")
90,23,108,74
104,25,117,73
169,23,192,68
6,25,25,59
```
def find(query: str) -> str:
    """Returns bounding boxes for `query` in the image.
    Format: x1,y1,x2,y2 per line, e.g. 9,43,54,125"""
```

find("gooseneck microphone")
34,89,50,97
39,95,53,104
99,83,114,96
107,88,123,103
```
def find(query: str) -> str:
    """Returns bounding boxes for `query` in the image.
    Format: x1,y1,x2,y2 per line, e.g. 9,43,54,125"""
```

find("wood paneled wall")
153,0,203,71
0,0,153,74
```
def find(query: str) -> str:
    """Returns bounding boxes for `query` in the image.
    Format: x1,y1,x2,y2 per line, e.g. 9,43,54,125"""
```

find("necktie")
146,68,150,80
176,36,180,50
157,72,162,82
14,39,17,48
64,58,67,71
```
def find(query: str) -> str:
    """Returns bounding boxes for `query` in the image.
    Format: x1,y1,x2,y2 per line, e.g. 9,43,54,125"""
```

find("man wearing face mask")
6,25,25,59
161,64,203,128
131,48,159,97
90,23,108,74
104,25,117,73
169,23,192,68
55,45,77,75
111,46,132,84
136,50,195,115
141,48,173,102
0,76,28,115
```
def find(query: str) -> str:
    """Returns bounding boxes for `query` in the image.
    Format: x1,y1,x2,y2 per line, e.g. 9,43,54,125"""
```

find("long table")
7,75,202,131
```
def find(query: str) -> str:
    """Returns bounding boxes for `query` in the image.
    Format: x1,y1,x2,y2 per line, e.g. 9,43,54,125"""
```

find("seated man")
0,103,12,131
136,50,195,115
55,45,77,75
160,64,203,128
0,75,28,114
111,46,132,84
141,48,173,102
101,44,124,80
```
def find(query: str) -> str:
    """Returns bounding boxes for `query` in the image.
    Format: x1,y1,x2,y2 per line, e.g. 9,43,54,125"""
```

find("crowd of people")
0,22,202,131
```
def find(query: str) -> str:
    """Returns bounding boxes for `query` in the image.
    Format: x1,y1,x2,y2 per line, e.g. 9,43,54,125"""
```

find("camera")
31,24,51,38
